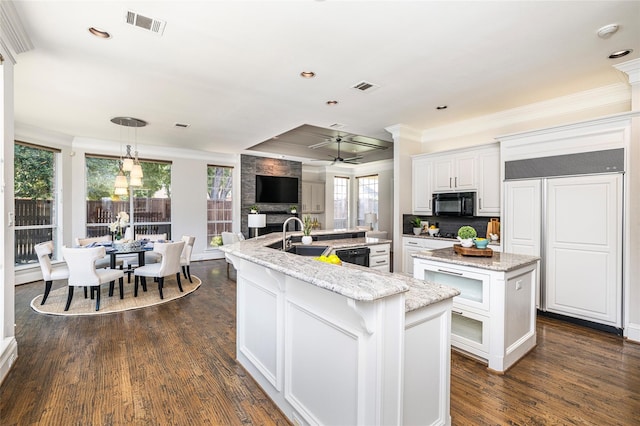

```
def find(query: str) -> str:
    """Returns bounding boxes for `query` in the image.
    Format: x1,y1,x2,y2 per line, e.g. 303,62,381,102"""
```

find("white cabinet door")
302,182,325,213
504,180,541,257
545,174,622,327
477,148,501,216
432,154,477,192
454,155,477,190
412,157,432,213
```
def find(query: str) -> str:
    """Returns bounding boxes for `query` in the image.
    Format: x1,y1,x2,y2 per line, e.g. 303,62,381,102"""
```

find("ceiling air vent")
329,123,346,129
125,10,166,36
174,122,190,128
351,80,380,93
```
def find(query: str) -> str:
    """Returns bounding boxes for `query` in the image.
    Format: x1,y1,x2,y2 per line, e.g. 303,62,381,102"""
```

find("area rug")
30,275,201,316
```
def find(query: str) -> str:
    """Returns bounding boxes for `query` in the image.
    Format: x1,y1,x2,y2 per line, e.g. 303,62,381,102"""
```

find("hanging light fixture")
111,117,147,194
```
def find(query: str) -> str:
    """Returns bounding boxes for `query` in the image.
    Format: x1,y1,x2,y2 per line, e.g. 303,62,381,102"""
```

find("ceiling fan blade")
342,155,364,162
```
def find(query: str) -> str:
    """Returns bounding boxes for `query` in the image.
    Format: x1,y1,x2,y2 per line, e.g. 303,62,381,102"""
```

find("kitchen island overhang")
221,231,460,426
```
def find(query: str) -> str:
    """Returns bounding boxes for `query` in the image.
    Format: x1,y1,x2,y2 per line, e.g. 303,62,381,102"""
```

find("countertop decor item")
473,237,489,249
411,217,422,235
453,244,494,257
302,215,313,244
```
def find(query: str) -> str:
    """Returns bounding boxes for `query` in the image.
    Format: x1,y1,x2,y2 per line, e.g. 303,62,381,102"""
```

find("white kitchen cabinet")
369,243,390,272
476,146,501,216
414,254,539,373
433,153,477,192
412,157,432,214
301,181,325,213
402,237,454,274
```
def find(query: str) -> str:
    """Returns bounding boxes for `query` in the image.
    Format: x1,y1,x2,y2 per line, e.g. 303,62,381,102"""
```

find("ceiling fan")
311,137,364,165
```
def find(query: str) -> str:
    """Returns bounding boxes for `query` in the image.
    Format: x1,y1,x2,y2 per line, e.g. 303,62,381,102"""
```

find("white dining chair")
135,233,167,264
179,235,196,283
34,241,70,305
221,232,240,278
134,241,185,299
61,246,125,311
75,235,123,269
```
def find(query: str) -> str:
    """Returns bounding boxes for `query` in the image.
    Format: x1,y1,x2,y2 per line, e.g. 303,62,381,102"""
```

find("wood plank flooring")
1,259,639,425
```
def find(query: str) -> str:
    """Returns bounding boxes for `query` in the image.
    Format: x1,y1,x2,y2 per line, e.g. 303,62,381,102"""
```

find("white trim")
0,337,18,386
625,323,640,343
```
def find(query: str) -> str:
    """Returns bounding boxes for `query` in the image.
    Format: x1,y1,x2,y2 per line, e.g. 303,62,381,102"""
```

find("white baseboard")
0,337,18,386
625,322,640,343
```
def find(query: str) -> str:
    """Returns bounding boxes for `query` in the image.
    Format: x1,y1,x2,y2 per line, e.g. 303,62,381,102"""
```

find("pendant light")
111,117,147,193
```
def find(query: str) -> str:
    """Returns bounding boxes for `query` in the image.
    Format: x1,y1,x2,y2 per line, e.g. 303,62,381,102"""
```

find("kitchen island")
221,230,460,426
413,247,540,373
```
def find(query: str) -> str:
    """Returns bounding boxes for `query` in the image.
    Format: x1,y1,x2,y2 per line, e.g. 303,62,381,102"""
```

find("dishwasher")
335,247,370,267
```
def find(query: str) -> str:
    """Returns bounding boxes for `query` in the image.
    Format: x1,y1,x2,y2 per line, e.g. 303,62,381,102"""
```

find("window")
207,165,233,246
357,175,378,228
85,155,172,239
14,142,60,265
333,176,349,229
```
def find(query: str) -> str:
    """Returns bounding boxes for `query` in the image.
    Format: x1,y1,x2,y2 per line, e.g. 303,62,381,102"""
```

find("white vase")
457,237,474,248
301,236,313,245
413,227,422,235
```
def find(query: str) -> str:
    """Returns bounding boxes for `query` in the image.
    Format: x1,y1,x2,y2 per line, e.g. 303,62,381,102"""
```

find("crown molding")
421,83,631,143
614,58,640,85
0,1,33,56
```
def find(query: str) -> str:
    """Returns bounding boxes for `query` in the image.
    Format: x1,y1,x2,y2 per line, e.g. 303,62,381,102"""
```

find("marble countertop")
412,247,539,272
220,230,459,310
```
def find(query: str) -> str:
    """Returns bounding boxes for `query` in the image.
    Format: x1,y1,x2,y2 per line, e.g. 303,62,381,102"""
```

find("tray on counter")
453,244,494,257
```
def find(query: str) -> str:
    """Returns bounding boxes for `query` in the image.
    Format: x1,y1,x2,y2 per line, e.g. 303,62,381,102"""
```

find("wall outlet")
515,280,523,290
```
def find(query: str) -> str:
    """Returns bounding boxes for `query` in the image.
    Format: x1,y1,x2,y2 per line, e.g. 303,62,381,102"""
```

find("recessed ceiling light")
300,71,316,78
436,105,448,110
326,100,338,106
88,27,111,39
609,49,633,59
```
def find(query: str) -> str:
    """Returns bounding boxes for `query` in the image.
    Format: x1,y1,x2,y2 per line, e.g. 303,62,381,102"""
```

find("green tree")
86,157,171,200
14,143,54,199
207,166,232,200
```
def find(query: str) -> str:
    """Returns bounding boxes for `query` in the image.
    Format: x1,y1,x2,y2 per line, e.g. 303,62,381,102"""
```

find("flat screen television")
255,175,299,204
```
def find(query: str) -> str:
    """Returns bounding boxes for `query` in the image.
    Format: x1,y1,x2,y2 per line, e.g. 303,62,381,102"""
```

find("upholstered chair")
61,246,125,311
75,235,123,269
179,235,196,283
134,241,185,300
135,233,168,264
34,241,70,305
221,232,240,278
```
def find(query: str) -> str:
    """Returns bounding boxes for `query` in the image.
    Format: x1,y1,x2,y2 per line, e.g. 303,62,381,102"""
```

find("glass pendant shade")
114,171,128,189
122,157,134,172
130,163,143,179
114,186,128,196
129,176,142,187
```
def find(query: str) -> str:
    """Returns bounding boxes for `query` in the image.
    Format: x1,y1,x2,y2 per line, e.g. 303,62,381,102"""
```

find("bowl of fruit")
428,225,439,236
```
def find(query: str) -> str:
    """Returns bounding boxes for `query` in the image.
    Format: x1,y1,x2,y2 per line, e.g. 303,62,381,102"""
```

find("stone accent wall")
241,155,302,237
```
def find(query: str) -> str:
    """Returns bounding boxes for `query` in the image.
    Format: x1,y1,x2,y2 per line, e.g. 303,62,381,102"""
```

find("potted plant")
289,205,298,214
249,205,259,214
302,215,313,245
457,225,477,248
411,217,422,235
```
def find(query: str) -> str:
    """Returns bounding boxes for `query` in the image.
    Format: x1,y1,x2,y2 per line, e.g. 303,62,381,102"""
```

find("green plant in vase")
302,215,313,244
411,217,422,235
457,225,477,247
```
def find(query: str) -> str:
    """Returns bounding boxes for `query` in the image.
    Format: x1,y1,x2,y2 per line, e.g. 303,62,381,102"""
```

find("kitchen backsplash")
402,214,499,238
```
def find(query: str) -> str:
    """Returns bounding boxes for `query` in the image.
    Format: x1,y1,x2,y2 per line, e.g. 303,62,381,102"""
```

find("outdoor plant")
303,215,313,236
411,216,422,228
457,226,477,240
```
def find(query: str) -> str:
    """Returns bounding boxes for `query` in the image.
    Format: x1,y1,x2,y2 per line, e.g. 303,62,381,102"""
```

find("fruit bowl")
428,228,439,236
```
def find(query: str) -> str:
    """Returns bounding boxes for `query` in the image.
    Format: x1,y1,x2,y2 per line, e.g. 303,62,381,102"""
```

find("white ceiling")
6,1,640,163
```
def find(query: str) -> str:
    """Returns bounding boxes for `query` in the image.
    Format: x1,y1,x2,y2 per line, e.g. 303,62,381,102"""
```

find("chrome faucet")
282,217,304,251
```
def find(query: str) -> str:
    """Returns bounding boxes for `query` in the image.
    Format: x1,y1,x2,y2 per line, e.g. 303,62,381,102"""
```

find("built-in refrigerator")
504,149,624,333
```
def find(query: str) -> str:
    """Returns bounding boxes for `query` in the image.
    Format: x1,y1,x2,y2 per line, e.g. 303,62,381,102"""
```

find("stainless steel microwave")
432,192,475,216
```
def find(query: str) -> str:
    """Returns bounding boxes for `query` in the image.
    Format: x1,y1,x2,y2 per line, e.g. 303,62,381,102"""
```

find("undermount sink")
285,245,329,256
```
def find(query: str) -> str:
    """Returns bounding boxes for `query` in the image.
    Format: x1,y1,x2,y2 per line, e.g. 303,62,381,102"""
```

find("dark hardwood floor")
1,259,639,425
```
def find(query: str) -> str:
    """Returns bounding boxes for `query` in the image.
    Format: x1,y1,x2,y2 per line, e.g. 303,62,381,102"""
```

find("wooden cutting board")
453,244,494,257
486,218,500,239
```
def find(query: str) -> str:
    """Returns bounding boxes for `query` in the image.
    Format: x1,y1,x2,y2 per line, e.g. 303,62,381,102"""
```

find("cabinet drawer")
369,244,390,257
451,308,489,357
370,255,389,267
417,262,490,312
370,263,390,272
